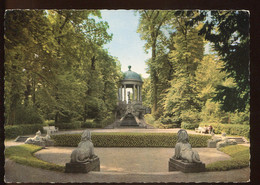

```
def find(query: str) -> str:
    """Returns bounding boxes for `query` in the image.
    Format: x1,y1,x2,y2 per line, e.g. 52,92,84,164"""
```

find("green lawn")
5,144,64,172
206,145,250,171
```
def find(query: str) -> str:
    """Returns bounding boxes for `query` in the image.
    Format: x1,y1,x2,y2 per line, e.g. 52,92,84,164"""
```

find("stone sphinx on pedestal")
169,129,205,173
24,130,54,147
65,130,100,173
25,130,46,147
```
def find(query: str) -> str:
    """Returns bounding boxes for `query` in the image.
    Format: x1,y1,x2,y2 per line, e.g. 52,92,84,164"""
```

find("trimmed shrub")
51,133,211,147
5,124,43,139
96,115,115,128
199,123,249,138
144,114,171,128
144,114,155,125
54,121,82,130
181,122,199,130
206,145,250,171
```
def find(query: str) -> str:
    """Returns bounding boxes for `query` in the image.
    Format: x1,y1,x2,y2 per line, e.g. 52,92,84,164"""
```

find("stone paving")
34,147,231,172
4,158,250,183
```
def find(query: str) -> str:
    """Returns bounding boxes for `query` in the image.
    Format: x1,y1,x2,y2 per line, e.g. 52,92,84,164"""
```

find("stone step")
120,124,140,127
227,137,245,144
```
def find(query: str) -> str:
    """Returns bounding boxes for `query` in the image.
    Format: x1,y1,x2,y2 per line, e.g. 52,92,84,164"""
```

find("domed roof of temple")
123,66,142,82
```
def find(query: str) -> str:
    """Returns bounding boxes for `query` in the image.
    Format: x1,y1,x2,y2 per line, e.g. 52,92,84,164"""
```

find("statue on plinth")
66,130,100,173
169,129,205,172
70,130,96,163
25,130,53,146
173,129,201,163
25,130,43,144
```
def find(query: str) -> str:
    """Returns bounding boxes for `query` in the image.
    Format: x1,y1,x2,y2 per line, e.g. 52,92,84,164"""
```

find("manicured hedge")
51,133,211,147
200,123,250,138
206,145,250,171
5,124,43,139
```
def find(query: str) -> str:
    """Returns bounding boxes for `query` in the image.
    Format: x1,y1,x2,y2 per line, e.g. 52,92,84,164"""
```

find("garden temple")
107,66,151,128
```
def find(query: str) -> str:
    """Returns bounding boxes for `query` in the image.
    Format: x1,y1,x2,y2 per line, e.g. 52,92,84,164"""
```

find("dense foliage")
206,145,250,171
5,144,64,171
5,124,43,139
4,10,249,134
138,10,249,129
199,123,250,138
51,132,211,147
4,10,121,127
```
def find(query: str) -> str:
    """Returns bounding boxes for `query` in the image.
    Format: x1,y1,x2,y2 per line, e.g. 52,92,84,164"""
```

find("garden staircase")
227,137,249,144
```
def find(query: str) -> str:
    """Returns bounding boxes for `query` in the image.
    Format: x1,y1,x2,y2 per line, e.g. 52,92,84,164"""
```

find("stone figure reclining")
25,130,43,144
70,130,97,163
172,129,201,163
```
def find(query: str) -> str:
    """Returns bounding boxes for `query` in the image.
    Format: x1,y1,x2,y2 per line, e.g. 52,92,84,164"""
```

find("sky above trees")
95,10,212,78
98,10,151,78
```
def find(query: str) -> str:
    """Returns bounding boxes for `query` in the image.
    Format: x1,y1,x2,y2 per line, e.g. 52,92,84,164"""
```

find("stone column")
140,86,142,102
137,85,140,101
118,88,120,101
133,84,135,101
124,85,126,102
121,86,123,101
119,87,122,101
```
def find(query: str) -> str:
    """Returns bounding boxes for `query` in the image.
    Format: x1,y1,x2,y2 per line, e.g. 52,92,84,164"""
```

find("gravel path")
52,128,202,135
5,158,250,183
5,145,250,183
34,147,231,172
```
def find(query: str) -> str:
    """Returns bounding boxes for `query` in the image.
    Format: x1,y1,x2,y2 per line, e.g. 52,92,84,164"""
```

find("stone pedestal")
168,158,205,173
207,140,217,148
65,157,100,173
15,136,30,142
45,140,55,147
26,140,46,147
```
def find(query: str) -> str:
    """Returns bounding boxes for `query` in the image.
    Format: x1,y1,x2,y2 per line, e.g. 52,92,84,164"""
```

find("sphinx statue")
70,130,96,163
25,130,43,144
66,129,100,173
172,129,201,163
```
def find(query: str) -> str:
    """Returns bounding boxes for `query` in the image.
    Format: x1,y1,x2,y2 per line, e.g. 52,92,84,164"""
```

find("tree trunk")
83,103,87,123
24,83,30,107
32,75,36,105
55,111,59,124
151,40,158,113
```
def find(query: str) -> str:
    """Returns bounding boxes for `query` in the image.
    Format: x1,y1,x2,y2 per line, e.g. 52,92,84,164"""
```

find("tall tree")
5,10,55,124
137,10,173,115
190,10,250,112
4,10,120,127
162,11,204,126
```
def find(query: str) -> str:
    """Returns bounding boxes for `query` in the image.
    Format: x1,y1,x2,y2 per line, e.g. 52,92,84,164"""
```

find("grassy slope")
5,144,64,172
206,145,250,171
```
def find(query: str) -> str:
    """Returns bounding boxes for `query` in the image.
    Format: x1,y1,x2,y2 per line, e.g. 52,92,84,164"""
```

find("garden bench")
43,126,59,134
